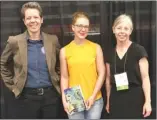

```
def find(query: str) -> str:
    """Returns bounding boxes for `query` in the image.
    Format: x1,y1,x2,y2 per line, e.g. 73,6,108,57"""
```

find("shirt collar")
26,31,43,41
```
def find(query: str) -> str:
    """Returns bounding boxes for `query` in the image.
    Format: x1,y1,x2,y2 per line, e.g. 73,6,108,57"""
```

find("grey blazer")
1,31,61,97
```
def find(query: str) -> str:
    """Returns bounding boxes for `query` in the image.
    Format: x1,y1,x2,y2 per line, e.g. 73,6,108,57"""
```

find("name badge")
114,72,129,91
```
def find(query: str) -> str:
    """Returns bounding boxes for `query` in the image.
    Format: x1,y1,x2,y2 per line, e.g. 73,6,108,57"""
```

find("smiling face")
72,17,90,40
23,8,43,35
112,15,133,43
113,21,132,42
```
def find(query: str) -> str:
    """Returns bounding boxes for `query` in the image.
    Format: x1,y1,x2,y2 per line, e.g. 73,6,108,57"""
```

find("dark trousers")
9,87,61,119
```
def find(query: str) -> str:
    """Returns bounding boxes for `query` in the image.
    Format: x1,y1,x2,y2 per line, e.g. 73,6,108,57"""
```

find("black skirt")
109,84,145,119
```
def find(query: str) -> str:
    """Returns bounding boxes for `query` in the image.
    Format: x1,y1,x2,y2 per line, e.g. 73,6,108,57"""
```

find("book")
64,85,86,115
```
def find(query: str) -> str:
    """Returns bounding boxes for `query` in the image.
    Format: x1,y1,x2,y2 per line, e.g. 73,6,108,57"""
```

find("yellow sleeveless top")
64,40,102,101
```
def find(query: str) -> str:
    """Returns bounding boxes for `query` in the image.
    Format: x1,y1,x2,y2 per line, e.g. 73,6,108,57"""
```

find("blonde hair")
112,14,133,31
72,11,90,25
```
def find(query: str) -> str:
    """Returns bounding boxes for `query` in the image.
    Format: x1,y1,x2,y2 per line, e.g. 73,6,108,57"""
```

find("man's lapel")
18,31,27,73
42,32,54,73
17,32,55,76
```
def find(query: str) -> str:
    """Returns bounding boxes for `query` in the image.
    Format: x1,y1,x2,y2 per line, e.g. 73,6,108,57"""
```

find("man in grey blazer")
1,2,61,118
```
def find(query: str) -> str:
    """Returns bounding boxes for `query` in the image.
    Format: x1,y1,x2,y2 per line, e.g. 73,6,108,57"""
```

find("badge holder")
114,50,129,91
114,72,129,91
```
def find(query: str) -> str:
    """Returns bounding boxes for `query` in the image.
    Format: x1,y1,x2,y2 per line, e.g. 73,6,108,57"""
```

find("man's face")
23,8,43,34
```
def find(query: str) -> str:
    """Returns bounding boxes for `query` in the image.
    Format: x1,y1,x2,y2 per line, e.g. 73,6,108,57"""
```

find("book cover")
64,85,86,115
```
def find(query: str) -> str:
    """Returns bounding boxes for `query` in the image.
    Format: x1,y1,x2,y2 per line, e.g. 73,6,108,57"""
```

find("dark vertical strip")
100,1,108,58
59,1,64,47
100,3,109,118
150,1,156,86
150,2,156,119
135,1,140,43
132,1,136,42
20,1,26,33
115,1,119,16
109,1,113,47
1,2,6,118
0,0,5,112
0,1,2,53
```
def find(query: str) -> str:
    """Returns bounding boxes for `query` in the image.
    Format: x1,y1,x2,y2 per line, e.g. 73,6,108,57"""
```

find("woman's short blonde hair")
112,14,133,31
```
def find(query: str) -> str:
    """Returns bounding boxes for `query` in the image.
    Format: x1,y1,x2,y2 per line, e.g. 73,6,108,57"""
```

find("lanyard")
114,50,128,74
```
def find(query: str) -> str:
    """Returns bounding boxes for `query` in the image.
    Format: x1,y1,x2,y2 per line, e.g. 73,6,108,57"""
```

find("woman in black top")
105,14,152,119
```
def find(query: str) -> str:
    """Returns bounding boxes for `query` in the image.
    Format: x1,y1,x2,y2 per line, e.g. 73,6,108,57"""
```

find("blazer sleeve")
1,36,15,91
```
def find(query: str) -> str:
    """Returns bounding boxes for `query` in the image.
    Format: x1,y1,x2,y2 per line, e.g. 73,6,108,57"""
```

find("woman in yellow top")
60,11,105,119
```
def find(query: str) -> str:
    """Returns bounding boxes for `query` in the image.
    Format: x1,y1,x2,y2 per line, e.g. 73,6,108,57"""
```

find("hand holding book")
64,86,86,115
